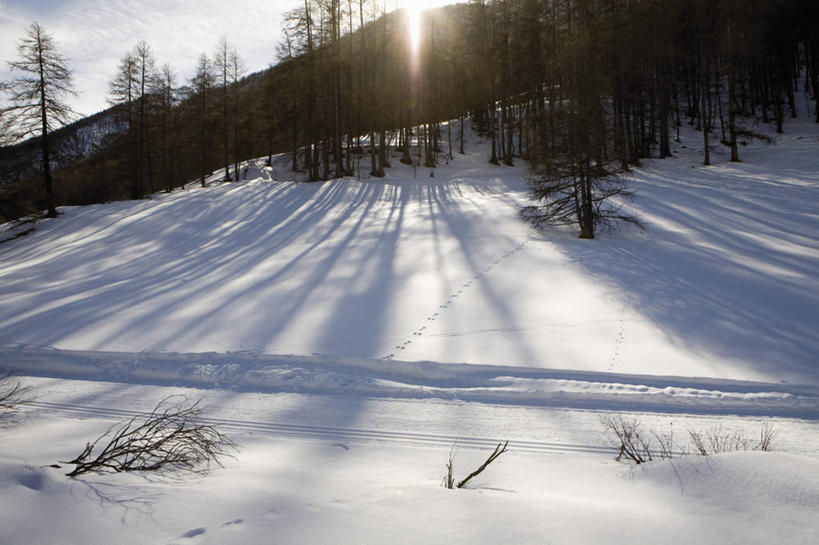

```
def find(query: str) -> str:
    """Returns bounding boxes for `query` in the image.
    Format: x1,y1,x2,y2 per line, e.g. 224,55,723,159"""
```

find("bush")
688,423,777,456
601,415,776,464
62,396,237,478
600,415,670,464
442,441,508,489
0,367,31,418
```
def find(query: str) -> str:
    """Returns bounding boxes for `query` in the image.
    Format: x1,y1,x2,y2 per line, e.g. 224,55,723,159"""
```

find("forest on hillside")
1,0,818,234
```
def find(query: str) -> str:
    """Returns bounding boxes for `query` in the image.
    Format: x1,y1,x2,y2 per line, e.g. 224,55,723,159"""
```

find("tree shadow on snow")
552,151,819,385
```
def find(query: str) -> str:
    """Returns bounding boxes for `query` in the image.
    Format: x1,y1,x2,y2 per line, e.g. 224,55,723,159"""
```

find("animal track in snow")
182,528,207,539
607,319,626,372
382,237,531,360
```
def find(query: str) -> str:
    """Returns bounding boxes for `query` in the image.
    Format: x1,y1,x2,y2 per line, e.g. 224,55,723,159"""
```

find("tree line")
2,0,818,236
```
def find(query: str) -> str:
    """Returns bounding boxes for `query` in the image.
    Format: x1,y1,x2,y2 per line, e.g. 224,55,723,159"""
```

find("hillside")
1,113,819,543
2,118,818,384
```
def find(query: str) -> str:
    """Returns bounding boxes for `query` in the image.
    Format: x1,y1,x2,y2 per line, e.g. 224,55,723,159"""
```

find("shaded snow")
1,411,817,545
1,117,818,545
1,122,817,385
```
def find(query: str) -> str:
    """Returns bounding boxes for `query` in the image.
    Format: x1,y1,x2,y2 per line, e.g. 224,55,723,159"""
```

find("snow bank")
4,343,819,417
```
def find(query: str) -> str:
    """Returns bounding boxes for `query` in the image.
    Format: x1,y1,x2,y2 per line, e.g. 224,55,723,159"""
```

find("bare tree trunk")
728,43,740,162
370,131,380,177
35,44,57,217
701,68,711,166
459,115,465,154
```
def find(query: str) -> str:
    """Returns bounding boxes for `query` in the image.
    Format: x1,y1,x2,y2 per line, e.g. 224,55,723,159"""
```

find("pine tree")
213,36,234,181
108,42,157,198
3,22,76,217
190,54,215,187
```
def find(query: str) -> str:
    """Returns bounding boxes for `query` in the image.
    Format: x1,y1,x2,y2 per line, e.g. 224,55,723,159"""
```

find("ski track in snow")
28,400,616,456
1,120,818,444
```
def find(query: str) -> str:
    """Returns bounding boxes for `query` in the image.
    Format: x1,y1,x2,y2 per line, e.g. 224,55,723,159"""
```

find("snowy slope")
1,122,817,386
1,118,819,545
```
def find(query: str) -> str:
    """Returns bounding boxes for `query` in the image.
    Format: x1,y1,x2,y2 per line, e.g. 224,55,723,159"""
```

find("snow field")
2,399,818,545
2,120,817,385
1,117,818,544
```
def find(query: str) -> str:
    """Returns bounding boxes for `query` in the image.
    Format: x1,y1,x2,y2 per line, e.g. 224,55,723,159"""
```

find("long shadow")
0,181,365,350
427,181,538,365
306,184,408,356
552,152,819,384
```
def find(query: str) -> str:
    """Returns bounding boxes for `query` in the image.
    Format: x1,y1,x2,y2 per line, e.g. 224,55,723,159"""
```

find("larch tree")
109,42,157,199
108,51,139,196
3,22,76,218
152,64,179,192
229,49,245,181
190,54,216,187
213,36,235,181
133,42,157,195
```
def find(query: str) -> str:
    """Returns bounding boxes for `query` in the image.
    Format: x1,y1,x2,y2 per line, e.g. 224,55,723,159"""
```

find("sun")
408,6,421,58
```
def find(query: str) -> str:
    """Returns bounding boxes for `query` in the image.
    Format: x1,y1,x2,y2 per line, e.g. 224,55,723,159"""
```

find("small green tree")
3,22,77,217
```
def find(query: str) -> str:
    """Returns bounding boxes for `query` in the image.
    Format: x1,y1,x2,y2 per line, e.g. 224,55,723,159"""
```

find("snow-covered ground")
3,399,818,545
1,117,818,543
2,125,818,385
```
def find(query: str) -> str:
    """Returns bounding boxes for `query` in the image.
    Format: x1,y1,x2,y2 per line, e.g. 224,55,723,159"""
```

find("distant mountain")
0,106,125,186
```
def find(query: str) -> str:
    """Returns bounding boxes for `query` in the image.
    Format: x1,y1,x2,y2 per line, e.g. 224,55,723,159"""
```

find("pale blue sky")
1,0,452,117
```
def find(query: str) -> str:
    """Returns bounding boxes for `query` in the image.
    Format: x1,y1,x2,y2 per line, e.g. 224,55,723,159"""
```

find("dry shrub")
602,414,777,464
62,396,237,478
442,441,509,489
689,423,777,456
0,367,32,416
600,415,670,464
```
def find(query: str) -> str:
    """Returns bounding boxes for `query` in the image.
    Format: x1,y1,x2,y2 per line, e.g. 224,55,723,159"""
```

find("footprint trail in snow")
383,238,531,360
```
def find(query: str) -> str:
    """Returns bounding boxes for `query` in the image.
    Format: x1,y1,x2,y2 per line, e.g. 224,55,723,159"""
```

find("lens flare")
408,7,421,58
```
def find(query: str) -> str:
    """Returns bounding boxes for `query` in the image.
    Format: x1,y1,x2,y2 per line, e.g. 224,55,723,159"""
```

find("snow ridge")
4,344,817,418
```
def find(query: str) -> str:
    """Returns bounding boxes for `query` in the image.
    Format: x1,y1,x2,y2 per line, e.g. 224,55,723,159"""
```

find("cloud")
1,0,288,116
1,0,453,118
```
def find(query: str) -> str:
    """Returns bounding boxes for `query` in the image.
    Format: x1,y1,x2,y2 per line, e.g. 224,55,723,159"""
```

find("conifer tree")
190,54,215,187
3,22,76,217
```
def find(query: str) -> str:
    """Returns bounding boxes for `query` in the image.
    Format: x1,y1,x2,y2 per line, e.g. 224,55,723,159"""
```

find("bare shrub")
756,422,777,452
688,429,708,456
442,444,456,489
689,424,776,456
62,396,237,478
708,425,750,454
605,415,777,463
651,423,684,459
442,441,509,489
0,367,32,417
600,415,668,464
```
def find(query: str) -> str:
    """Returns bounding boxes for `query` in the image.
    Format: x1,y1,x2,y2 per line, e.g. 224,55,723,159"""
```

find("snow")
2,398,818,544
2,124,818,385
1,116,818,543
4,345,819,417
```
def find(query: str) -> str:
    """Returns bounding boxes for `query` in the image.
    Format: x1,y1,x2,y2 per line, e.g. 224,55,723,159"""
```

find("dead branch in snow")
63,396,237,478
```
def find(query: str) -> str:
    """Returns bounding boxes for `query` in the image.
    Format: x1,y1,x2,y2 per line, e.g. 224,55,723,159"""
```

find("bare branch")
456,441,508,489
0,368,33,423
62,396,237,478
442,443,456,489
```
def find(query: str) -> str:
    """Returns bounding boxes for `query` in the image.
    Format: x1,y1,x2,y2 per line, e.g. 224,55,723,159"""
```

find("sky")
0,0,453,118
